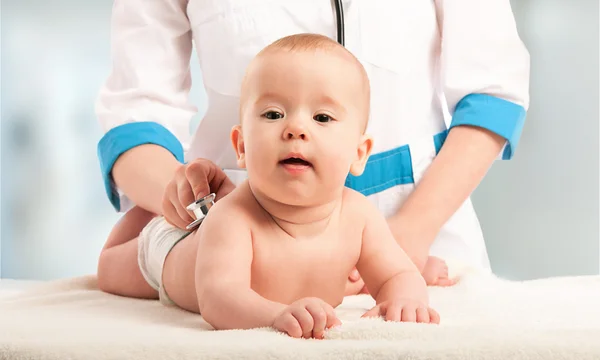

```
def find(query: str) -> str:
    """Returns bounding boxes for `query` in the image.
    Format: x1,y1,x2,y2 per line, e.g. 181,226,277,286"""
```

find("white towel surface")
1,269,600,360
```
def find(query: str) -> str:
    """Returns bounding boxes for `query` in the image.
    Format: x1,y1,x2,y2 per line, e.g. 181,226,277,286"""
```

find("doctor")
96,0,529,291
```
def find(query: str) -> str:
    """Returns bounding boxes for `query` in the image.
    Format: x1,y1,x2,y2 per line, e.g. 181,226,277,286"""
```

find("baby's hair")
258,34,368,84
261,33,347,54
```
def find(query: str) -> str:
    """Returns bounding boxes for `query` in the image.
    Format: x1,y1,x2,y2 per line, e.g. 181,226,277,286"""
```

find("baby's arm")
194,203,285,330
355,197,439,323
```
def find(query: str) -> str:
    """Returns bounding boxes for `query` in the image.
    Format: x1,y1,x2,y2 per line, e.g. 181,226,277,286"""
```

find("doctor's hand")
421,256,456,287
386,215,446,285
162,158,236,230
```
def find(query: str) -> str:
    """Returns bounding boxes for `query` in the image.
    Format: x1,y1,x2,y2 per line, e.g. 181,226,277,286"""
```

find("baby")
97,33,439,339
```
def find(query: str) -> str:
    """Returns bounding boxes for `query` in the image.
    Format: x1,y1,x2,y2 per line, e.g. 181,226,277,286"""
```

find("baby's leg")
97,206,158,299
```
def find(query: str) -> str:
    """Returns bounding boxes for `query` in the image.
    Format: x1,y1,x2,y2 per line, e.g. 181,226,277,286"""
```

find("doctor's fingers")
160,181,193,229
175,177,196,222
185,160,234,201
162,200,189,230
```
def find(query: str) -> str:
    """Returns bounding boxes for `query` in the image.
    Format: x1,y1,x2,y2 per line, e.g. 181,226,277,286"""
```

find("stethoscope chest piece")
186,193,216,230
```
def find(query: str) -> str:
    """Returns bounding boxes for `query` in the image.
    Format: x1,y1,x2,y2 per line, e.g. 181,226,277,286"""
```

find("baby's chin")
255,183,343,208
264,189,319,207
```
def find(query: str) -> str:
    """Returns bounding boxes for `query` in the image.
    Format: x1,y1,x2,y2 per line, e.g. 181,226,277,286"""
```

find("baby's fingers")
384,303,403,322
436,278,456,287
400,304,419,322
361,304,383,319
323,303,341,328
305,303,327,339
276,313,303,338
291,308,314,339
429,307,441,324
416,307,431,323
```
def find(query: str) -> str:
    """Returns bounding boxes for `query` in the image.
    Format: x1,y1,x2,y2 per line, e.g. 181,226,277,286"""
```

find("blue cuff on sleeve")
449,94,527,160
97,121,185,211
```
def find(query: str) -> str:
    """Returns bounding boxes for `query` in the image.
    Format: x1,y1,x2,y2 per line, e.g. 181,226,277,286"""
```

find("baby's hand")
361,298,440,324
422,256,456,287
272,297,342,339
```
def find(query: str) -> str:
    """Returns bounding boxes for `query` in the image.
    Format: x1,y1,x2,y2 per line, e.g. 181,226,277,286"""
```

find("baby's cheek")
325,153,354,182
245,141,269,167
243,147,271,187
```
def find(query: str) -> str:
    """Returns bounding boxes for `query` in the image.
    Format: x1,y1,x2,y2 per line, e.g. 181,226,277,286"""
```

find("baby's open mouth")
279,157,312,167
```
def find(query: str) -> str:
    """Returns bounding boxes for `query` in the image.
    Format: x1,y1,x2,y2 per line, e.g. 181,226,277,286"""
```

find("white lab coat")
96,0,530,270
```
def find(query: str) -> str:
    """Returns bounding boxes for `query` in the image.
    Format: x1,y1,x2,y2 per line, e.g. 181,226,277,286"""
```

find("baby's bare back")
162,182,366,313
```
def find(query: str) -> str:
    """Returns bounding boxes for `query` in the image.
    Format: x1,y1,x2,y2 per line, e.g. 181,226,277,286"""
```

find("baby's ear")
349,134,373,176
230,125,246,169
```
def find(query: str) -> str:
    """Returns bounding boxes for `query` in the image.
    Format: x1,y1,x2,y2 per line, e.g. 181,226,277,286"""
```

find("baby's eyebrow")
318,95,347,115
254,92,285,105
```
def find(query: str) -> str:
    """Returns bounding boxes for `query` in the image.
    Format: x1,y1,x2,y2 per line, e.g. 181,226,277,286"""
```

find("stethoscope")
333,0,345,46
186,193,216,230
184,1,346,232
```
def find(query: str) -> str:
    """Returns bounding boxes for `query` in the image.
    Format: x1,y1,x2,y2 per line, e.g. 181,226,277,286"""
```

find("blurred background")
1,0,598,281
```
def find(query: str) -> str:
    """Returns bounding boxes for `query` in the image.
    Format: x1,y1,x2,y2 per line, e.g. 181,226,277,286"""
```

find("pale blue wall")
472,0,599,280
0,0,207,280
2,0,121,279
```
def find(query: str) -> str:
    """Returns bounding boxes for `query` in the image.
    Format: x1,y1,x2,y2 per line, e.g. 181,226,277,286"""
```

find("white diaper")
137,216,189,305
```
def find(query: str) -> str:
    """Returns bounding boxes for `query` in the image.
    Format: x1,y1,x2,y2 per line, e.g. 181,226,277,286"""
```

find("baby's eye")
262,111,283,120
314,114,332,123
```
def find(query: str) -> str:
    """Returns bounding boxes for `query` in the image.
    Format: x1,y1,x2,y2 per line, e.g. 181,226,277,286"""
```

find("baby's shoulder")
340,187,375,223
341,187,373,208
202,183,255,226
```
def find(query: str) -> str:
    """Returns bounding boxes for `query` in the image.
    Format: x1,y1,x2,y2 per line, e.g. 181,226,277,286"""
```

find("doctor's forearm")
112,144,182,215
390,126,506,267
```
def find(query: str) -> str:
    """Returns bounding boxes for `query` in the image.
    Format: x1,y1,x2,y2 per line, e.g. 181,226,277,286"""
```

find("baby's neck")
250,185,341,239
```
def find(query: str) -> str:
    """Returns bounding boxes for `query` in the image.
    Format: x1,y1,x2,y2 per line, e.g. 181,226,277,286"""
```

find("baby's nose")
286,130,306,140
284,120,308,140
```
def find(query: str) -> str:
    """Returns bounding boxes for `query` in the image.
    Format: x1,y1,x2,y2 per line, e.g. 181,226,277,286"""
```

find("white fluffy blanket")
1,269,600,360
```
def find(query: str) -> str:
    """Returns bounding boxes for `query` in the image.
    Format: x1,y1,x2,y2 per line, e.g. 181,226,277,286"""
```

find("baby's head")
231,33,372,207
